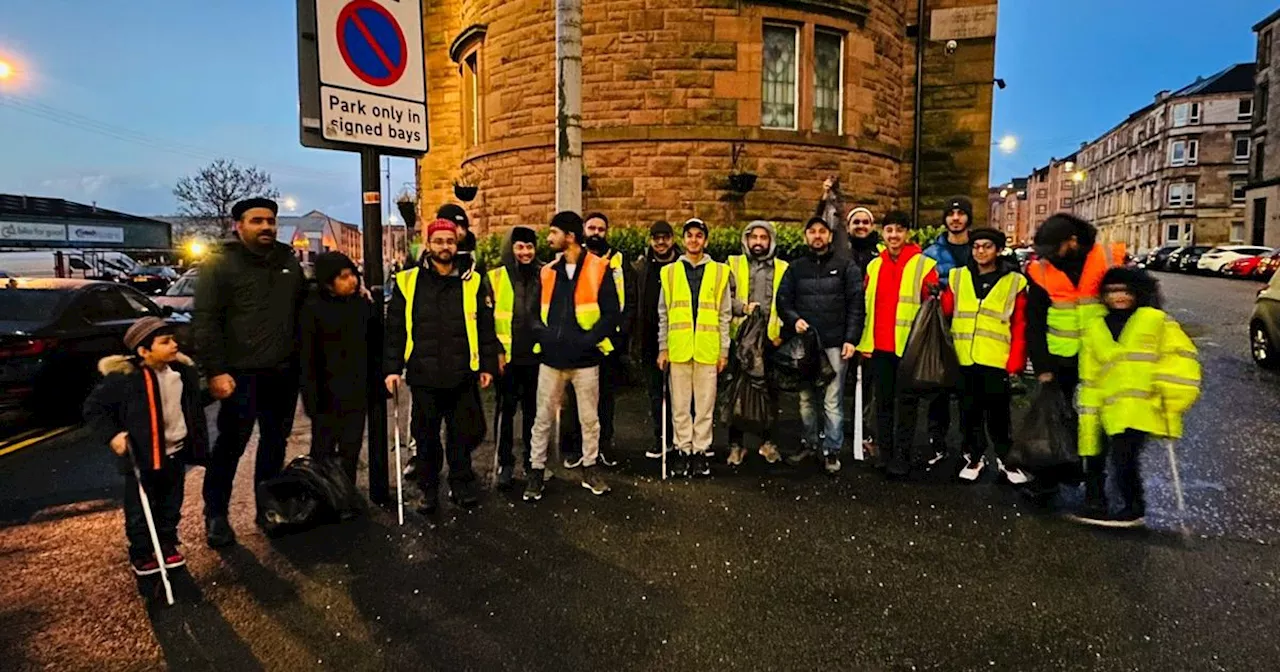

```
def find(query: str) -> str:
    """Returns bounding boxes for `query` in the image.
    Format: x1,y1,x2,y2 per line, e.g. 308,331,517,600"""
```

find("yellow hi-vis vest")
606,250,626,313
1026,242,1126,358
488,266,515,356
662,260,729,364
727,254,788,342
395,267,481,372
534,253,614,355
948,267,1027,369
1077,307,1201,457
856,253,937,356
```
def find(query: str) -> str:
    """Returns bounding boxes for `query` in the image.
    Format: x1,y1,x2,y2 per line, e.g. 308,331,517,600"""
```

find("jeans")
560,352,622,458
409,381,482,489
497,362,539,471
203,368,299,518
310,409,366,486
956,365,1012,463
124,459,185,559
798,347,849,455
669,361,718,454
529,365,600,470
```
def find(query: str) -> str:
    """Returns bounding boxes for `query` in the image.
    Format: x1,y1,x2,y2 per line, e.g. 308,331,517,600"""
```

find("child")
300,251,372,487
83,317,209,576
1073,267,1200,527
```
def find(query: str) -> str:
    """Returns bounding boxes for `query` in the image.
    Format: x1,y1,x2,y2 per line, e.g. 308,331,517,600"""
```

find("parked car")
1144,244,1181,271
123,265,179,294
1251,271,1280,369
1175,246,1213,273
1224,254,1267,278
1197,245,1274,275
1255,251,1280,281
0,278,181,420
1163,246,1191,272
153,268,197,320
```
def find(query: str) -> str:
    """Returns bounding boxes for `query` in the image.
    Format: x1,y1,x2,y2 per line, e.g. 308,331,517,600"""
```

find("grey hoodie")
729,220,780,324
657,253,733,361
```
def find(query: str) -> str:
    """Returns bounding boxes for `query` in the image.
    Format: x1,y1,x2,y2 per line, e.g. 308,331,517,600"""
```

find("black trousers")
1085,429,1148,513
868,352,920,475
927,390,952,446
728,381,776,445
203,368,299,517
497,362,539,470
410,381,481,488
957,365,1012,462
124,459,185,559
646,362,674,445
310,408,366,486
1026,364,1083,496
561,352,622,457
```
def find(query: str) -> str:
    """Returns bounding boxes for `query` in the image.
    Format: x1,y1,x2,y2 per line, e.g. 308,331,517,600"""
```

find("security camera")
945,40,958,55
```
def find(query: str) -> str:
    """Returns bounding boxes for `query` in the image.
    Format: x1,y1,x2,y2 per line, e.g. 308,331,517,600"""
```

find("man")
437,203,481,273
939,229,1030,484
489,226,542,490
560,212,635,469
195,197,307,548
856,211,940,478
657,218,731,478
385,218,500,513
845,207,885,273
726,221,789,465
632,221,681,459
921,196,975,467
523,211,621,502
776,217,865,474
1023,213,1126,501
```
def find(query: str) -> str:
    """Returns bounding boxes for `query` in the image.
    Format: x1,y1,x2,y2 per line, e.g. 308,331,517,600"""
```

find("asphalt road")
2,272,1279,671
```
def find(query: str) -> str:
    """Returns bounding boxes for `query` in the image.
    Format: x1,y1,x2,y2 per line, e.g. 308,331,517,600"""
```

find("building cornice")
449,24,488,64
749,0,870,26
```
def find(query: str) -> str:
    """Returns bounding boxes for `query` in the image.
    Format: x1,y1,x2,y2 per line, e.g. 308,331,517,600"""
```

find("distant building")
0,194,172,277
1247,9,1280,247
1073,64,1255,252
1024,154,1079,238
988,178,1028,245
278,210,362,263
383,223,410,267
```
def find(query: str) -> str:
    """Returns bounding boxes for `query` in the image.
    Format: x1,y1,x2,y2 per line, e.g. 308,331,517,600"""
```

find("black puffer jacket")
384,262,500,389
193,239,307,375
83,354,210,472
776,248,865,348
300,287,373,416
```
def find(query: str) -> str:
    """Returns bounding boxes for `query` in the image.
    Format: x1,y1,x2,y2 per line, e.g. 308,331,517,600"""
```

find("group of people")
85,186,1203,579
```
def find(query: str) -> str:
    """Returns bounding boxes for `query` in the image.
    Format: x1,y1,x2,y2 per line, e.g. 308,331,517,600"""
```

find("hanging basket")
728,172,758,194
395,200,417,229
453,184,478,202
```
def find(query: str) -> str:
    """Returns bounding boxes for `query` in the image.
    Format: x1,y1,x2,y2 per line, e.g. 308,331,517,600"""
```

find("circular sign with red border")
335,0,408,88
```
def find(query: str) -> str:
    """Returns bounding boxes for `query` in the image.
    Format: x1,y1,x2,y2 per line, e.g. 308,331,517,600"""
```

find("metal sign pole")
363,149,390,504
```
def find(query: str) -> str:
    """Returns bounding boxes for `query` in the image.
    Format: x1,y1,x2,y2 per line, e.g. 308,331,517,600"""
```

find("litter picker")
392,385,405,526
1164,438,1191,540
491,383,504,488
127,448,173,606
853,363,865,461
661,370,669,481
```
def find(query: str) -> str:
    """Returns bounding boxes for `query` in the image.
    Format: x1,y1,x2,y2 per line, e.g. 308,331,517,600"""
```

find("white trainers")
958,455,986,481
997,459,1031,485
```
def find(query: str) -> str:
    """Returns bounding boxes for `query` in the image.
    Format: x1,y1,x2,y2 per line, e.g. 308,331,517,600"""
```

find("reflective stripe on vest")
856,252,937,356
535,253,614,355
728,255,788,342
1026,242,1126,357
608,250,626,313
948,267,1027,368
663,260,729,364
488,266,515,356
395,267,481,372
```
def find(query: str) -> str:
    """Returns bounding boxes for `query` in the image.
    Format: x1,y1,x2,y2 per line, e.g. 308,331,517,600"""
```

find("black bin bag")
899,298,959,393
771,330,835,392
256,456,365,536
1006,382,1079,471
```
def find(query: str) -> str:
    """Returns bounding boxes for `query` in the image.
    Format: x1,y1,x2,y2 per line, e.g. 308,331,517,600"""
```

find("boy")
301,251,373,487
1072,267,1201,527
84,317,209,576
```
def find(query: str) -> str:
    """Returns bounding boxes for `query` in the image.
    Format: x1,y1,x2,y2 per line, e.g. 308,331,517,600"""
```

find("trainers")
449,481,479,509
563,455,584,469
597,451,618,468
786,446,815,466
824,455,842,474
925,440,947,468
758,442,781,464
690,452,711,477
1067,502,1111,526
997,459,1031,485
669,451,690,478
496,465,515,491
523,469,546,502
581,465,611,495
131,554,161,576
205,516,235,548
727,444,747,466
160,543,185,569
958,456,986,481
1101,509,1146,529
403,455,421,481
645,442,666,459
417,481,440,515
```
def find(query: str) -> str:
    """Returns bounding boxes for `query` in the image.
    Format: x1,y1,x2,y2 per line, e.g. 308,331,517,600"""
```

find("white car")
1198,245,1274,274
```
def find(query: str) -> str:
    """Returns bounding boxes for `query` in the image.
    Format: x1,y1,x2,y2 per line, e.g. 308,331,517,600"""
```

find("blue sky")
0,1,1274,223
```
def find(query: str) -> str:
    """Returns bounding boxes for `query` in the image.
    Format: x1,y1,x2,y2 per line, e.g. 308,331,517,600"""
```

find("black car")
1177,246,1213,273
0,278,180,420
1252,271,1280,369
1142,245,1180,271
123,265,179,294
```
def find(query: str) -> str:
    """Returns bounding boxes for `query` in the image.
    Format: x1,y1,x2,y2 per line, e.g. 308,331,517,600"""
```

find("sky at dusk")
0,0,1276,224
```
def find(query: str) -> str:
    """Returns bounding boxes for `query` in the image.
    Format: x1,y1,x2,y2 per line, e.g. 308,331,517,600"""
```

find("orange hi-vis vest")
1025,242,1126,357
535,251,614,355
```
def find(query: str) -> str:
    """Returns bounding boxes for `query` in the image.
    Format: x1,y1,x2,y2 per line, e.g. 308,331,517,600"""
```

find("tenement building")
1023,154,1078,241
1246,8,1280,247
1072,64,1255,252
415,0,999,235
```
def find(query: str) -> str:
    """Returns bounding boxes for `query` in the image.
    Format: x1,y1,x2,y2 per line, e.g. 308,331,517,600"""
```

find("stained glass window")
762,25,797,130
814,30,842,135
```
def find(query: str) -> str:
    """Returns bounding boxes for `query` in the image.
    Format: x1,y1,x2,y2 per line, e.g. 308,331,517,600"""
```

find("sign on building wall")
67,225,125,244
930,5,998,41
0,222,67,242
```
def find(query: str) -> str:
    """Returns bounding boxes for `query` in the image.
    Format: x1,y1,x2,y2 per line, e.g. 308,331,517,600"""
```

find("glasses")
850,219,872,225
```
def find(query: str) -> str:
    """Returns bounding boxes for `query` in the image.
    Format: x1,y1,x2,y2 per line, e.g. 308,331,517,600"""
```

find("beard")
749,244,767,256
585,235,609,254
430,250,455,266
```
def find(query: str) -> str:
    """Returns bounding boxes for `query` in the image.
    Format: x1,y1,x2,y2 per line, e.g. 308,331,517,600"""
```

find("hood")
678,253,715,268
943,196,974,227
314,251,359,290
98,352,195,376
499,228,542,272
1100,267,1163,309
1034,213,1097,259
740,220,778,261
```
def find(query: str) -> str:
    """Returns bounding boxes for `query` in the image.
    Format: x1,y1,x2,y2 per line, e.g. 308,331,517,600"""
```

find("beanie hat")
232,197,278,221
315,251,358,288
649,220,674,237
510,226,538,245
846,207,875,225
882,210,913,229
943,196,974,227
427,218,459,239
436,203,470,229
124,316,173,352
969,228,1006,249
683,218,709,236
550,211,584,242
805,216,831,232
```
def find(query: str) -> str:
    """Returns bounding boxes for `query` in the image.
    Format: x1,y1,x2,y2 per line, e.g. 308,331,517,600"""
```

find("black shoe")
669,451,690,478
581,465,611,495
786,446,815,466
523,469,546,502
645,441,666,459
690,452,711,477
563,454,584,469
449,481,479,509
417,482,439,515
496,465,515,491
205,516,235,548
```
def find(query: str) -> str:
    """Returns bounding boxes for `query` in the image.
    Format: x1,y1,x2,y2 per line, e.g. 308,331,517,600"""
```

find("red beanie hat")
426,218,458,239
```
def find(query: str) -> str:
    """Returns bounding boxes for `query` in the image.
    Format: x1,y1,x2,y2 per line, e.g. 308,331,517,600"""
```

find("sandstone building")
414,0,998,237
1246,8,1280,247
1022,154,1078,244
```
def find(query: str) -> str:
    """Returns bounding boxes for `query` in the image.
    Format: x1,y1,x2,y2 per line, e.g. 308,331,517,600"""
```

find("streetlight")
1072,170,1086,183
997,134,1018,154
282,196,298,212
0,60,12,80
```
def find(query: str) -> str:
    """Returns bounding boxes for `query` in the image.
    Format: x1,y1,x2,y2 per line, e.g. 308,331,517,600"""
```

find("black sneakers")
523,469,546,502
496,465,515,491
417,481,440,515
450,481,479,509
160,543,186,569
669,451,690,478
131,555,161,576
581,465,611,495
690,452,711,477
205,516,235,548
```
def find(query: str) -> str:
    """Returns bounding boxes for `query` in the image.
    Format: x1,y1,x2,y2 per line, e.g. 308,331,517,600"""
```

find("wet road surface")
2,271,1279,671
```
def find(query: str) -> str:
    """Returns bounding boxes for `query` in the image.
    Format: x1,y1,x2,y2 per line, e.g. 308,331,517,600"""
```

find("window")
1166,223,1181,243
458,40,485,150
813,30,843,135
762,24,799,130
1169,140,1199,166
1261,29,1273,68
1187,139,1198,165
1129,156,1137,177
1233,179,1247,203
1172,102,1201,127
1254,198,1268,246
1240,98,1254,121
1231,222,1245,243
1258,83,1270,126
1036,188,1047,198
465,53,480,146
80,287,152,323
1168,182,1196,208
1061,197,1073,209
1256,141,1267,179
1035,204,1047,215
1236,136,1252,163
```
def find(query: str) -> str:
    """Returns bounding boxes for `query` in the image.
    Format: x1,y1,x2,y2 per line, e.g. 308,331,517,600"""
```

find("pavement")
2,272,1280,671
